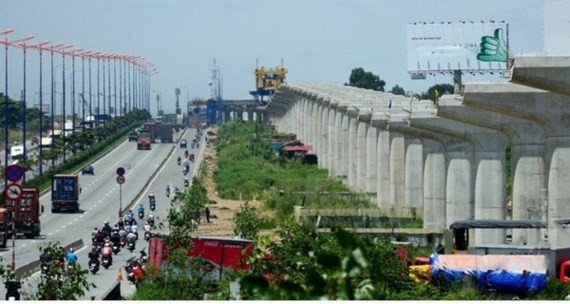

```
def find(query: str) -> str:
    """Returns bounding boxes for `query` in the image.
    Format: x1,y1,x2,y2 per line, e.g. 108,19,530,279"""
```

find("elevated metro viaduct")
262,55,570,250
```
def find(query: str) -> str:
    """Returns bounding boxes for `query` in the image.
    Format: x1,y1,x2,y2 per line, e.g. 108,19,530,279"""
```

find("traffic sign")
116,167,125,176
4,183,23,201
116,176,125,185
4,165,24,182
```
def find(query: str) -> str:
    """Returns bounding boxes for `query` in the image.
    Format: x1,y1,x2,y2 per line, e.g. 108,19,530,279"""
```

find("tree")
390,85,406,96
233,201,264,240
345,68,386,92
420,84,454,102
24,241,93,300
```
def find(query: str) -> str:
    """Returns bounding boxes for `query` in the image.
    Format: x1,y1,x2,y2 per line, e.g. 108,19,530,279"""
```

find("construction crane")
250,59,287,106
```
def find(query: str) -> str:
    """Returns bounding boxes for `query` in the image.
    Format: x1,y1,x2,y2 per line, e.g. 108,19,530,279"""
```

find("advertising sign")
407,21,509,75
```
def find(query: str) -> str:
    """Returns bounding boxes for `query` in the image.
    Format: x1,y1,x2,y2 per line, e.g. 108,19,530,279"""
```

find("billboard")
407,21,509,75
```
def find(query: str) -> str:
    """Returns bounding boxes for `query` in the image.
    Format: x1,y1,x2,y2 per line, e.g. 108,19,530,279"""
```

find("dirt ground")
193,127,264,236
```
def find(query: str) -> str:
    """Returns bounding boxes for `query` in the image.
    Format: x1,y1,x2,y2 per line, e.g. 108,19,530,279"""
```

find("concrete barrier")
14,238,84,279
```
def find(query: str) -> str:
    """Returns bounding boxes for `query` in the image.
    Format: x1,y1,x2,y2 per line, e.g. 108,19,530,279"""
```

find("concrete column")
371,115,390,209
545,136,570,247
338,108,349,183
423,140,446,229
328,104,337,177
315,101,322,157
365,119,378,199
347,115,358,189
405,137,423,213
356,120,368,192
320,100,330,169
334,106,346,179
445,141,474,227
389,132,405,212
438,97,546,245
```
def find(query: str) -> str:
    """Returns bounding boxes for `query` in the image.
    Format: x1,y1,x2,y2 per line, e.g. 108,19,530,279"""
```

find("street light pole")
70,48,83,149
60,44,73,163
1,28,14,183
30,40,49,176
17,38,36,183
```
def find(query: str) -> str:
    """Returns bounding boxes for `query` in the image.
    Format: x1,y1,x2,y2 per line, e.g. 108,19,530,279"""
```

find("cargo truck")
149,236,254,283
159,123,173,143
51,174,81,213
128,130,139,142
137,129,152,150
5,188,41,238
0,209,9,247
143,122,157,143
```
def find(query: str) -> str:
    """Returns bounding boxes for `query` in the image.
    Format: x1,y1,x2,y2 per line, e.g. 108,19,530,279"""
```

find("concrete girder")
463,82,570,247
511,56,570,97
410,110,508,244
437,95,546,246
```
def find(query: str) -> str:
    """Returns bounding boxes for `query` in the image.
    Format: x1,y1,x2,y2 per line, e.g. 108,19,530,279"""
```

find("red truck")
0,209,9,247
5,188,41,238
159,123,173,143
137,129,151,150
149,236,254,283
143,122,157,143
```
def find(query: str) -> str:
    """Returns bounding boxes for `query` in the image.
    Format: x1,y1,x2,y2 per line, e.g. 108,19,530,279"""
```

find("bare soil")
193,127,264,236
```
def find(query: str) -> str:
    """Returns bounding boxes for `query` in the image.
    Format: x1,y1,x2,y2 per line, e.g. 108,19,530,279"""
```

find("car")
180,139,187,148
81,165,94,175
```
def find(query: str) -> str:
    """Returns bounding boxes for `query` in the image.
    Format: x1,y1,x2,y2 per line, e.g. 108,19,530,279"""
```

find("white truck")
9,145,24,162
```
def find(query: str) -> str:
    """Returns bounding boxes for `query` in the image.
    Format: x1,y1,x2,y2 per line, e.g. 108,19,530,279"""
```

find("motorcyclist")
91,227,99,239
138,203,145,216
66,248,78,265
101,242,113,265
184,175,189,186
147,213,154,224
177,156,181,165
126,231,137,248
166,185,170,196
117,217,125,230
110,228,121,246
40,249,51,266
87,245,100,269
144,221,151,232
102,221,112,237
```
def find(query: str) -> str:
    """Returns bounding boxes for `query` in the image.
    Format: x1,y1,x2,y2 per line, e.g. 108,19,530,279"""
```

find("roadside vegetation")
131,120,569,300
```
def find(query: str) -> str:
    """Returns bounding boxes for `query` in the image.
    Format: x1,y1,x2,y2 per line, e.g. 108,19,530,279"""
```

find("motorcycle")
102,255,111,269
127,241,136,252
148,219,155,228
182,167,188,175
166,188,170,198
184,179,189,187
139,249,148,264
189,154,195,162
89,258,99,274
112,242,121,255
150,203,156,211
40,262,49,274
138,210,144,219
177,158,181,166
144,231,151,241
120,236,127,248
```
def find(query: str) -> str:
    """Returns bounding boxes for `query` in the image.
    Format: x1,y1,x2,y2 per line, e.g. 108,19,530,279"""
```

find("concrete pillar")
347,114,358,189
445,141,474,227
389,132,405,212
356,120,368,192
423,140,446,229
438,96,545,245
405,137,423,213
327,104,337,177
365,117,378,199
371,115,390,209
338,108,349,183
333,106,346,179
320,99,330,169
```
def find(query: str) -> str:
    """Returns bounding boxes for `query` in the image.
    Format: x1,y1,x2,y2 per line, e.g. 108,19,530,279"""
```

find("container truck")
0,209,9,247
159,123,173,143
148,235,254,283
143,122,157,143
5,188,41,238
51,174,80,213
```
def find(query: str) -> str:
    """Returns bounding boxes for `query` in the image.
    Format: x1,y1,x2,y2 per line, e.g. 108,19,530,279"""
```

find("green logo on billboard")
476,28,507,62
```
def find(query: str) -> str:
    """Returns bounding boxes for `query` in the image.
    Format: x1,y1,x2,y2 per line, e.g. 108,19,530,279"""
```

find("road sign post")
116,169,125,218
3,164,23,272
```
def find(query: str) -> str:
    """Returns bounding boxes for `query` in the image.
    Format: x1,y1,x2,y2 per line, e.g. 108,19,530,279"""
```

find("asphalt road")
0,127,198,299
76,128,204,300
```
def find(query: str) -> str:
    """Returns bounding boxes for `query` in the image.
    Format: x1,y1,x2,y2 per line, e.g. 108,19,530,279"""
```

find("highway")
0,127,200,299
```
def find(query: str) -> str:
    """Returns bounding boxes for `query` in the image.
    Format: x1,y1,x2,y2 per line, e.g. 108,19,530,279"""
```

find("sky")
1,0,543,116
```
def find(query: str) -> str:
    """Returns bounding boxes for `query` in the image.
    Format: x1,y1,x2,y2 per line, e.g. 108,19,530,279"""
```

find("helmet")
69,248,75,253
104,221,109,225
105,243,110,247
